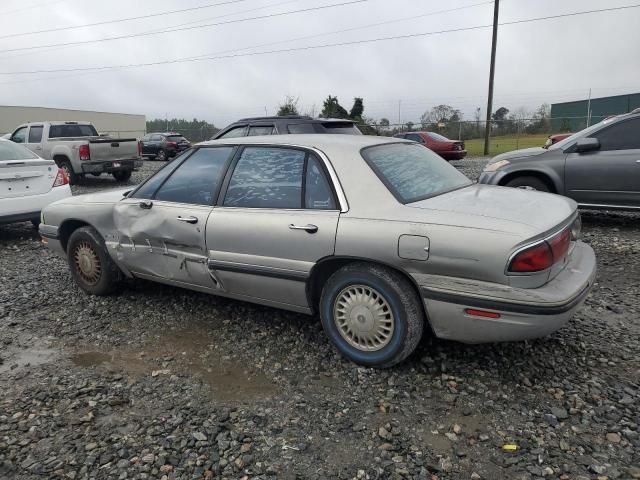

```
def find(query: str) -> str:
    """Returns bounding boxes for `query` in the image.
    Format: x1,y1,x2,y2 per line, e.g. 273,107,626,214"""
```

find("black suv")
212,116,362,139
141,132,192,161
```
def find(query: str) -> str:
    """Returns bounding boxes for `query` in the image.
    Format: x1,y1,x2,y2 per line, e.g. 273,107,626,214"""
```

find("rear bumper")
0,186,71,225
440,150,467,160
415,241,597,343
81,158,143,174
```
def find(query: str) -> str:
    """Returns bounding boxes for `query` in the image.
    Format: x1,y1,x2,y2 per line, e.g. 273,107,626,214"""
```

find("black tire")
59,160,79,185
67,226,121,295
31,219,40,228
156,149,167,161
505,176,550,192
112,170,132,182
319,262,424,368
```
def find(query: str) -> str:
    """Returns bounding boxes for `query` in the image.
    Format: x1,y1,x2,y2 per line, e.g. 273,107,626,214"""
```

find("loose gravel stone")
1,158,638,479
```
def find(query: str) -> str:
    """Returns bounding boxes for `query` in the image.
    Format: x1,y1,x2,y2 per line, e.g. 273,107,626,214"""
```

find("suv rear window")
166,135,187,142
49,124,98,138
321,122,362,135
362,143,471,203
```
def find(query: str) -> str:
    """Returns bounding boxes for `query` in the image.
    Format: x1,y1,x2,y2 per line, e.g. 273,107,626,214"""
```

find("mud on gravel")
1,159,638,480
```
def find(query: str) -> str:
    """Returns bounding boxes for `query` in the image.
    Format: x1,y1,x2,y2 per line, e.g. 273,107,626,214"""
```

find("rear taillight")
166,141,177,147
508,227,572,273
79,144,90,161
52,168,68,187
137,140,143,158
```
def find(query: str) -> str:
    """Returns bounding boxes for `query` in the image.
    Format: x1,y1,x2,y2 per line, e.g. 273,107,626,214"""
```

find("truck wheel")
505,176,550,192
59,160,79,185
67,226,121,295
156,149,167,161
319,262,424,368
112,170,132,182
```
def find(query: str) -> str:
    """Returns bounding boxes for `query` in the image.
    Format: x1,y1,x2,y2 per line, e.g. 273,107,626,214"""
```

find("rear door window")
223,147,305,209
247,125,275,136
28,126,43,143
305,155,337,210
218,126,247,138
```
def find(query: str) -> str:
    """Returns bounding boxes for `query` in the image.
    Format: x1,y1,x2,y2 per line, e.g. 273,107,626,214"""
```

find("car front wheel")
156,149,167,161
67,226,121,295
319,262,424,368
505,176,550,192
112,170,132,182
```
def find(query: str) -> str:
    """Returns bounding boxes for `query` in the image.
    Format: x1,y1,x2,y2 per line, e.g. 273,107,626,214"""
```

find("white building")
0,105,146,139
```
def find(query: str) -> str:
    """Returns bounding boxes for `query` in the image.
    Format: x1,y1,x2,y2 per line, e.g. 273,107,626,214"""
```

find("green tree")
379,118,390,128
320,95,349,119
349,97,364,120
277,95,299,116
420,105,463,129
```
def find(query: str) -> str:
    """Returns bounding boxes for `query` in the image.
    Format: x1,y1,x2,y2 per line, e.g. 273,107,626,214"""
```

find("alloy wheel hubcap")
333,284,394,352
74,241,101,285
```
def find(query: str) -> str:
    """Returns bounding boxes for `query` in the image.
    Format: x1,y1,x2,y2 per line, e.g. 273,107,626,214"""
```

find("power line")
1,3,638,77
0,0,370,54
0,0,253,39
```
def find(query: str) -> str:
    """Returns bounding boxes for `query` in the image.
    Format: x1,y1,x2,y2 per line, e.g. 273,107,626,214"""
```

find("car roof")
232,116,357,124
199,133,405,151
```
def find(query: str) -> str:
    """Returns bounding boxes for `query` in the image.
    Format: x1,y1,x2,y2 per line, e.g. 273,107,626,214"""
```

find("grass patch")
464,134,549,157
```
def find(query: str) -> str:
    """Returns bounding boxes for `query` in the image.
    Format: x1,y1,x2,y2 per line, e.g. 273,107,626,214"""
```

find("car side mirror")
575,138,600,153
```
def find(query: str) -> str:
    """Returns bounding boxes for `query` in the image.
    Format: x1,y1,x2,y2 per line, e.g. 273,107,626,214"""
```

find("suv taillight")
508,227,571,273
52,168,68,187
79,144,90,161
166,141,177,147
137,140,143,158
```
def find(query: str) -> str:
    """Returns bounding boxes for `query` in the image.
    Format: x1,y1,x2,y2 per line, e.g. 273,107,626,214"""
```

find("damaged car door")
113,146,234,290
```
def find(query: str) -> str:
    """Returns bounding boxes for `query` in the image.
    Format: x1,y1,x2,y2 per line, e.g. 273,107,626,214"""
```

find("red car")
394,131,467,160
544,133,572,148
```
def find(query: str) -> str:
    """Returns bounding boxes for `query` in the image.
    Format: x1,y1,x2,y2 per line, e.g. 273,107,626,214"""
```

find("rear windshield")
49,124,98,138
0,140,38,160
362,143,471,203
322,122,362,135
167,135,187,142
427,132,451,142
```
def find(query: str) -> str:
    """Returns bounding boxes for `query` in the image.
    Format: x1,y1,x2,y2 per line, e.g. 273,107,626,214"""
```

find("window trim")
216,145,340,211
360,142,472,205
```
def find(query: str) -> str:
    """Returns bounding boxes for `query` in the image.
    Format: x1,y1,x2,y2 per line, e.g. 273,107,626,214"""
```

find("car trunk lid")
0,158,57,199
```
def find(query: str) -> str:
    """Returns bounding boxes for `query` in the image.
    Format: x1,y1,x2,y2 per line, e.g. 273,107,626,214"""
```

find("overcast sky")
1,0,639,126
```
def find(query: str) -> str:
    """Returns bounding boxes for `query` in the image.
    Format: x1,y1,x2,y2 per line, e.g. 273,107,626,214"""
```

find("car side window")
305,155,337,210
153,147,233,205
28,126,43,143
131,156,185,199
218,126,247,138
151,134,162,141
247,125,275,136
590,118,640,151
224,147,305,209
406,134,423,143
11,127,27,143
142,134,150,141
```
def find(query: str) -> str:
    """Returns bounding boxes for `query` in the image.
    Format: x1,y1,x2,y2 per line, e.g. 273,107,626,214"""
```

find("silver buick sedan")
40,135,596,368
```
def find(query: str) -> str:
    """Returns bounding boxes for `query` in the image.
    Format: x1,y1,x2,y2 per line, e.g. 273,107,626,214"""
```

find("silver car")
478,111,640,210
40,135,596,368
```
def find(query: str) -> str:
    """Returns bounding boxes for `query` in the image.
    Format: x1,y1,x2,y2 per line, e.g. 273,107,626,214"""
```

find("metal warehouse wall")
551,93,640,132
0,105,146,139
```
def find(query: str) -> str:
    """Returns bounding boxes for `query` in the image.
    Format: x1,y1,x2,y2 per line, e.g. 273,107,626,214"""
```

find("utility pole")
483,0,499,156
398,100,401,128
586,88,592,127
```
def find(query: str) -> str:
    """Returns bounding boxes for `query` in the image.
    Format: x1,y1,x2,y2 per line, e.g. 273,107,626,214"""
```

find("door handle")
177,216,198,224
139,200,153,209
289,223,318,233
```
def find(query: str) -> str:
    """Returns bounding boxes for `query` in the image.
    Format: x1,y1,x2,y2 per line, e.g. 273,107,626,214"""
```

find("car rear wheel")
156,149,167,161
319,262,424,368
505,176,550,192
59,160,79,185
112,170,132,182
67,226,121,295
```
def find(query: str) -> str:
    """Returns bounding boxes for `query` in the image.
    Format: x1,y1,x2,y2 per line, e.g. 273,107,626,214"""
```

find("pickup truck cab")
9,121,143,185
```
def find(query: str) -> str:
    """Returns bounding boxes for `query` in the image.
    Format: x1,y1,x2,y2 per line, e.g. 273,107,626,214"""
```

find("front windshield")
548,120,608,150
362,143,472,203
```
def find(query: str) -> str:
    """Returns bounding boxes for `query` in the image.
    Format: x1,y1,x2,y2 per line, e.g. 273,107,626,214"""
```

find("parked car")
394,131,467,160
544,133,572,148
212,115,362,139
8,121,143,185
478,110,640,210
0,139,71,226
141,132,191,161
40,135,595,368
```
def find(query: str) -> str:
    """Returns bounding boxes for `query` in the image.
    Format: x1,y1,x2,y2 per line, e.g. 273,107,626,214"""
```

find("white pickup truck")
8,121,143,185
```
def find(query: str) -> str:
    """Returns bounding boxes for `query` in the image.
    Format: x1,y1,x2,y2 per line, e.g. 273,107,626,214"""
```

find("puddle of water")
69,327,277,402
0,347,58,374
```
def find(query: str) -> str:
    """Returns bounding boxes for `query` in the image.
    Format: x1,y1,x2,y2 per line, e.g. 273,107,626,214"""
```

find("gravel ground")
1,158,638,480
